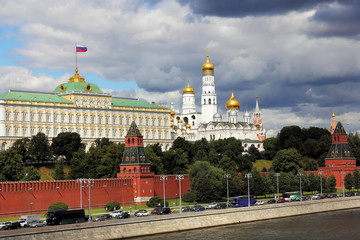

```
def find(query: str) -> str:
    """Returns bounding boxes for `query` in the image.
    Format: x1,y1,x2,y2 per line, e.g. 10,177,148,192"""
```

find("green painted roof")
54,82,103,94
112,98,167,109
0,91,72,103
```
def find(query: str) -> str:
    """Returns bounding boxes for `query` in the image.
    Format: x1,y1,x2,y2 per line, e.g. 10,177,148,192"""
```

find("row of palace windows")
5,111,167,126
5,126,169,139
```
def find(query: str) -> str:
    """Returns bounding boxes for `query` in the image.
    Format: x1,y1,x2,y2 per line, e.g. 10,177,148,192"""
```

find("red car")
277,198,286,203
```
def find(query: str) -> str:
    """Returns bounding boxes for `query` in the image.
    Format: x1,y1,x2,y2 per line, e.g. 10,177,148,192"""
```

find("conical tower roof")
126,121,142,137
333,122,346,135
325,121,355,160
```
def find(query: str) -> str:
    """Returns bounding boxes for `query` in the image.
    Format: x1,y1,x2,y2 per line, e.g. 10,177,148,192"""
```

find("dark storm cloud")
179,0,332,18
309,0,360,37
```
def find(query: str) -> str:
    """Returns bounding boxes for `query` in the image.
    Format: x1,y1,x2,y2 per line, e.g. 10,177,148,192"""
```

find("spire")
126,121,142,137
255,97,260,112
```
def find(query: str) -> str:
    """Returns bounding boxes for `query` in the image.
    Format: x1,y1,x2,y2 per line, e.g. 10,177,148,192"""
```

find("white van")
19,215,40,227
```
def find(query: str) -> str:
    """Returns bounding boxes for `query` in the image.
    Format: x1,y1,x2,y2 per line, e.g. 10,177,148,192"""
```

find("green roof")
112,98,167,109
54,82,103,94
0,91,72,103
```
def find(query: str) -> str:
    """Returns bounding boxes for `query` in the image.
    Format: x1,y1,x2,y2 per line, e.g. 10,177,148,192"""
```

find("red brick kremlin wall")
0,175,191,218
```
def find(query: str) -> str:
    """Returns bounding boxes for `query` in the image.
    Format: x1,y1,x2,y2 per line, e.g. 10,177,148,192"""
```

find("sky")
0,0,360,137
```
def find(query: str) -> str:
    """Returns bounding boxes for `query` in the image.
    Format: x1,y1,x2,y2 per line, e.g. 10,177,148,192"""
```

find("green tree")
51,132,84,164
146,196,168,207
299,157,318,171
95,138,112,148
104,202,121,211
183,191,197,203
326,175,336,192
48,202,68,211
29,132,52,164
237,154,253,172
307,173,319,193
145,146,164,174
54,160,65,180
11,137,31,163
22,166,41,181
278,126,304,150
189,161,224,202
344,173,354,190
0,149,24,181
218,155,237,174
302,139,322,159
272,148,302,173
353,169,360,190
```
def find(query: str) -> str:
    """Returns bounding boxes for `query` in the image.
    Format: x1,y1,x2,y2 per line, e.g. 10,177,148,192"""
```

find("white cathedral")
170,55,266,152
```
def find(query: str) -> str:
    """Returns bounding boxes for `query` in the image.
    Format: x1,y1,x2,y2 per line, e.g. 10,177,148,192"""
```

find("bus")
230,195,256,207
283,192,301,201
46,209,86,225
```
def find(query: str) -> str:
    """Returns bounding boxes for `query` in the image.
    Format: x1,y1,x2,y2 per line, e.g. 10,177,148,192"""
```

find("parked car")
205,202,218,209
255,201,264,205
29,220,47,228
191,205,205,211
181,206,191,212
134,209,150,217
170,208,176,213
0,222,10,230
214,203,227,209
3,221,21,230
267,199,276,204
93,214,112,222
151,208,161,214
328,193,337,198
110,210,123,218
116,211,130,219
277,198,286,203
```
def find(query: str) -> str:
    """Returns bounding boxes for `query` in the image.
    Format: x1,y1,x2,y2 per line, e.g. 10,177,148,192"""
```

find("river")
132,208,360,240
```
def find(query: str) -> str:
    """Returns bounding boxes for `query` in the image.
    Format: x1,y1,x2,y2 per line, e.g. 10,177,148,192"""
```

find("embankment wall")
2,197,360,240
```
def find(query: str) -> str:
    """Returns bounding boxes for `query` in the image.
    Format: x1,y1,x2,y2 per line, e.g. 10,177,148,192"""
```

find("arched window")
209,99,211,104
204,99,206,104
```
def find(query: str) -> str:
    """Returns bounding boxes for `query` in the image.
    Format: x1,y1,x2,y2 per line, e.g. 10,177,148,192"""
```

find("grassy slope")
253,159,272,172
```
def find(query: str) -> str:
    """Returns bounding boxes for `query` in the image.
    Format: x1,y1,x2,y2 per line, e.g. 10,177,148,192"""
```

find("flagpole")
75,42,78,69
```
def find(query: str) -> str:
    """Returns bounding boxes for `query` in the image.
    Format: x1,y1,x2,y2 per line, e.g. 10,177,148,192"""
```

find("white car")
205,202,218,209
134,210,150,217
110,210,123,218
255,201,264,205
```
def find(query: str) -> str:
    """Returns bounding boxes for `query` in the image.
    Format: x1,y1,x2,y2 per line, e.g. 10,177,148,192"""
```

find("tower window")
209,99,211,104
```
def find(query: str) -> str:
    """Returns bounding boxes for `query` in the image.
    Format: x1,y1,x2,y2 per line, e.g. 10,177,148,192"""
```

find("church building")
170,55,266,151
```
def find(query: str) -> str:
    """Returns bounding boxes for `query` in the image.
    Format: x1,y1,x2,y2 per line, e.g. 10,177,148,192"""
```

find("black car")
93,214,111,222
267,199,276,204
1,221,21,230
181,206,191,212
158,207,172,215
116,211,130,219
214,203,227,209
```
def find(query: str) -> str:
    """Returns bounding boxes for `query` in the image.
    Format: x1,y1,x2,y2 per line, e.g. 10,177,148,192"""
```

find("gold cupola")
68,67,86,83
183,83,195,94
170,109,175,117
202,55,215,71
226,91,240,110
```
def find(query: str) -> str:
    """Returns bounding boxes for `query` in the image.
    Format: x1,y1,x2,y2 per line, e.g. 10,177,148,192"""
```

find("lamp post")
224,174,231,207
274,173,280,200
176,175,184,213
160,175,168,207
77,178,86,209
85,179,94,222
298,173,304,201
245,173,252,207
319,171,323,196
341,171,346,197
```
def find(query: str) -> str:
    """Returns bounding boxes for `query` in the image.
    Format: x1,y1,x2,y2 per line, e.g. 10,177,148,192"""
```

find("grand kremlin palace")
0,67,173,151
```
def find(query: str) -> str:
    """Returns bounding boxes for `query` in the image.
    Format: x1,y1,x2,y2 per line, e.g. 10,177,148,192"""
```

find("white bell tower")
201,55,217,123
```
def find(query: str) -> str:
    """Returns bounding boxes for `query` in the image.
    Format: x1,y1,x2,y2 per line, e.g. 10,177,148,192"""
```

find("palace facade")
0,67,173,150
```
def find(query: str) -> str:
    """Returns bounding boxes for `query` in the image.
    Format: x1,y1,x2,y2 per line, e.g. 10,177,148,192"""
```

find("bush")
104,201,121,211
48,202,68,211
146,196,168,207
182,191,196,203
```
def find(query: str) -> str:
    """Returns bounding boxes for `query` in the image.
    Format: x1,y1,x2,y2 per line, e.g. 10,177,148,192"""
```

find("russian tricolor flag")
76,44,87,52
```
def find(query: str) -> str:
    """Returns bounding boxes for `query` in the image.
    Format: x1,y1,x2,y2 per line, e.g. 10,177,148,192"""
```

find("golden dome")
186,124,191,129
170,109,175,117
183,83,195,94
332,112,336,118
170,124,174,128
170,118,174,122
202,55,214,71
226,91,240,110
68,67,86,83
178,119,183,123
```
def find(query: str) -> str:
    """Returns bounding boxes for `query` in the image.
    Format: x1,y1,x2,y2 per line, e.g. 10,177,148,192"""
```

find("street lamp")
245,173,252,207
77,178,86,209
274,173,280,200
298,173,304,201
176,175,184,213
341,171,346,197
160,175,168,207
319,171,323,196
224,174,231,207
84,179,95,222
